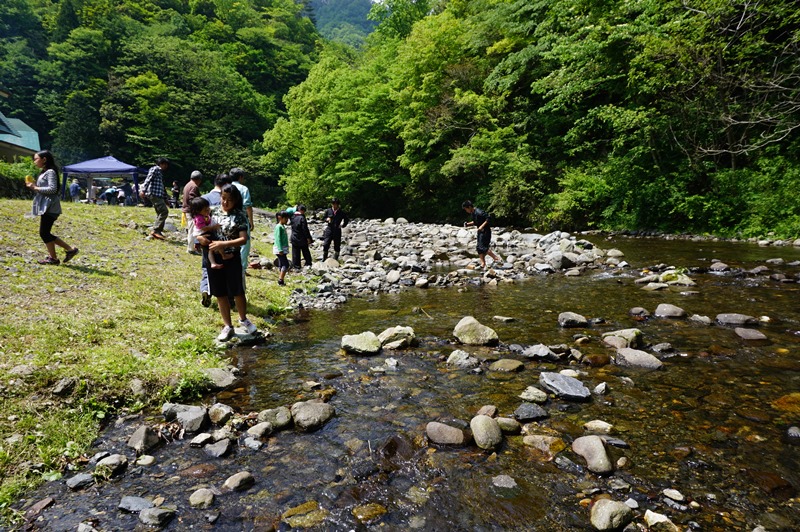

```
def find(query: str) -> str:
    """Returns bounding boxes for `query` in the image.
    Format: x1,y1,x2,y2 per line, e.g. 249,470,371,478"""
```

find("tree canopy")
266,0,800,236
0,0,319,201
3,0,799,237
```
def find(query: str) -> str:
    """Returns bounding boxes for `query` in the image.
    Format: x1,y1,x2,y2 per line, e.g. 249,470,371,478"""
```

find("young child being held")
190,197,223,269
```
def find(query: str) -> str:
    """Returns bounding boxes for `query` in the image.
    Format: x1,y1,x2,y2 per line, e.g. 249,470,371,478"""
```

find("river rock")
470,415,503,450
601,328,643,349
521,344,558,360
127,425,160,454
426,421,469,446
190,433,213,447
246,421,273,438
223,471,255,492
654,303,686,318
584,420,613,433
659,270,695,286
204,438,231,458
709,261,730,272
446,350,479,369
139,507,175,527
519,386,548,403
291,400,335,431
208,403,235,425
571,435,613,474
257,406,293,430
614,348,663,370
489,359,524,372
492,475,518,489
66,473,94,491
162,403,208,433
522,435,566,459
716,313,758,326
119,495,153,513
644,509,680,531
514,403,549,422
341,331,382,355
189,488,215,509
378,325,416,349
735,327,768,340
590,498,634,531
203,367,238,389
352,502,387,524
496,417,522,434
453,316,499,345
136,455,155,466
538,372,591,401
95,454,128,477
282,500,330,528
558,312,588,328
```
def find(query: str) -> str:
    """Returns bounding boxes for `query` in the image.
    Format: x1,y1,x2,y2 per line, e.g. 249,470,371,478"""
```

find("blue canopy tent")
61,156,138,202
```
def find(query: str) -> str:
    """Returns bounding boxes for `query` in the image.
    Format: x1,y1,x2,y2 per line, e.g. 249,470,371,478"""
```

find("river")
21,236,800,531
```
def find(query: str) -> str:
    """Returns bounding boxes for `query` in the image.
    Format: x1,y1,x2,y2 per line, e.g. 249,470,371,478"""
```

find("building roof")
0,110,19,137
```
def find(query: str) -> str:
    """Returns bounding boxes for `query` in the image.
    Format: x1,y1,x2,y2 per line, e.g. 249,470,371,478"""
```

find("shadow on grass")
61,264,119,277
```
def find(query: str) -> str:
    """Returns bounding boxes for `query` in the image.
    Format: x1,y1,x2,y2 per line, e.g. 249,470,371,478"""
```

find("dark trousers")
291,242,313,268
322,228,341,260
151,196,169,233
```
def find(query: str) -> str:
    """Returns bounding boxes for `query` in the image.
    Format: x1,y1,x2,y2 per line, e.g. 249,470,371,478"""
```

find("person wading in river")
462,200,502,269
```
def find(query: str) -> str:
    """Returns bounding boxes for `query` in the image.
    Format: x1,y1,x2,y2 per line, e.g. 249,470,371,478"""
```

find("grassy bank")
0,199,290,522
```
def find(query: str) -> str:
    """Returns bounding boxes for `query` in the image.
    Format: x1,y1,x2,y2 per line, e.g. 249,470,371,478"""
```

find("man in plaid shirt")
140,157,170,240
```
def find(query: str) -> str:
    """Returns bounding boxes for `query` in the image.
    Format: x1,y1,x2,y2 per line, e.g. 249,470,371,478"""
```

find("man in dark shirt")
290,204,313,268
462,200,503,269
322,197,348,261
140,157,170,240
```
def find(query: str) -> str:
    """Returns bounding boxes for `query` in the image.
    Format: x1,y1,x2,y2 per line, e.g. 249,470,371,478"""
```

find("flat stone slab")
614,348,663,370
538,372,591,401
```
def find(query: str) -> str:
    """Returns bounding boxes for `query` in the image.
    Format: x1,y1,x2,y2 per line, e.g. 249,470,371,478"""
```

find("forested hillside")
0,0,319,200
265,0,800,236
310,0,376,47
2,0,799,236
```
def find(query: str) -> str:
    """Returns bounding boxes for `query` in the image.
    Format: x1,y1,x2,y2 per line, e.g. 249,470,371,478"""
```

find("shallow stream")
24,236,800,531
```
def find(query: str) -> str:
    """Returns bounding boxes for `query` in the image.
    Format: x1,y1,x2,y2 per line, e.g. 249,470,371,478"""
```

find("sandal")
64,248,79,263
37,256,60,265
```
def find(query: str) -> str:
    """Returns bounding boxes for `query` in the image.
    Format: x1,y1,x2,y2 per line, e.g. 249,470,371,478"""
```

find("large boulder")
341,331,381,355
453,316,499,346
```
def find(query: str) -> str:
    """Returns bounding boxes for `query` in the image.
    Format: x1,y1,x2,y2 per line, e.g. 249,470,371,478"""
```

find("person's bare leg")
234,294,248,322
217,296,233,327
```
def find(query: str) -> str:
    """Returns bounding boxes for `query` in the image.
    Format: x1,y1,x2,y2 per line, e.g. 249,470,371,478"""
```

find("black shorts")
476,228,492,254
206,253,244,297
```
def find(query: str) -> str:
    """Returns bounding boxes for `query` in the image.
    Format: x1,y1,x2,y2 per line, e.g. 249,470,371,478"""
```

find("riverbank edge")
0,200,293,526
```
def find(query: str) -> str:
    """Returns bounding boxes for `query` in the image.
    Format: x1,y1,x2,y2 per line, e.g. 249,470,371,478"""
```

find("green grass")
0,199,293,523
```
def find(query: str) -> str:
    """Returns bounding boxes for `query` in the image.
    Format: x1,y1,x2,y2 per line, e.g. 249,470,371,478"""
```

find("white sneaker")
239,319,257,334
217,325,233,341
